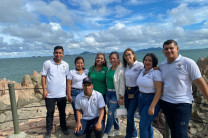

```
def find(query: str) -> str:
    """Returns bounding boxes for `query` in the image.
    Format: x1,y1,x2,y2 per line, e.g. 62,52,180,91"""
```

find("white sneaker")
108,131,115,137
114,129,121,136
102,133,108,138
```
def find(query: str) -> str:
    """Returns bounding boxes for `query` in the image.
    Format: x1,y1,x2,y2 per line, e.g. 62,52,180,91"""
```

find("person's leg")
45,98,56,133
71,89,82,122
92,117,104,138
74,119,89,137
57,97,67,130
139,94,160,138
160,100,176,138
104,91,119,134
125,93,138,138
174,103,192,138
102,94,107,128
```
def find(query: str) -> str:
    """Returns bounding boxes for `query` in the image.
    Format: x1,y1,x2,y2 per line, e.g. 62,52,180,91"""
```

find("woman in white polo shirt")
103,52,125,138
136,53,163,138
67,56,89,121
122,48,144,138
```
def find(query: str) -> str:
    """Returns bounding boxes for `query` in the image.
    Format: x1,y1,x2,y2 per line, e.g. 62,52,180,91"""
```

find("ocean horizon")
0,48,208,83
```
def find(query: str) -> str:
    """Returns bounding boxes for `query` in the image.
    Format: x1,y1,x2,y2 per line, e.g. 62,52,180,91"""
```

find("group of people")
41,39,208,138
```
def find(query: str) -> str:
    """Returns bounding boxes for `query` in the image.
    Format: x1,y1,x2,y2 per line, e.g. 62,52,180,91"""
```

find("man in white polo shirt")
74,77,105,138
41,46,69,138
159,40,208,138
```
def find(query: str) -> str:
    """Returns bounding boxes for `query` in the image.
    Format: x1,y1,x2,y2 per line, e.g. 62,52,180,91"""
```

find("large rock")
0,79,19,111
189,56,208,138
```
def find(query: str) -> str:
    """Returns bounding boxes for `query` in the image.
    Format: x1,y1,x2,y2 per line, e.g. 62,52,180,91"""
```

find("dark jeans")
160,100,192,138
124,87,139,138
45,97,67,132
71,88,83,122
138,93,160,138
74,117,104,138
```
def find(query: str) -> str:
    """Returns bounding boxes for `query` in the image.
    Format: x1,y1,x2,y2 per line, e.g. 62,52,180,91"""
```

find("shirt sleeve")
67,70,73,80
153,70,162,82
75,95,81,110
97,93,105,108
65,63,69,76
188,59,202,81
41,61,49,76
84,69,89,76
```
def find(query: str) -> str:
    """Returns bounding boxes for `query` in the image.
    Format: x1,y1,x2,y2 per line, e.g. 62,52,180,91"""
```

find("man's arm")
194,77,208,101
66,79,73,103
95,107,104,131
74,109,82,133
41,75,48,98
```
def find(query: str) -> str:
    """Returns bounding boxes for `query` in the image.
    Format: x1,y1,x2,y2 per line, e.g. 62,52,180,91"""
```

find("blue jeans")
45,97,67,132
74,117,104,138
160,100,192,138
138,93,160,138
71,88,83,121
104,90,120,134
125,87,138,138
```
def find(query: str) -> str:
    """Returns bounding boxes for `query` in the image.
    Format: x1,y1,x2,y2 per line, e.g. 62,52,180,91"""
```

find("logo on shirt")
176,64,182,70
62,65,66,71
101,70,105,74
93,97,96,102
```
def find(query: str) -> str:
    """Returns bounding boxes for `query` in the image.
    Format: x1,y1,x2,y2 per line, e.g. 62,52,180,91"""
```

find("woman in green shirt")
88,53,108,95
88,53,108,126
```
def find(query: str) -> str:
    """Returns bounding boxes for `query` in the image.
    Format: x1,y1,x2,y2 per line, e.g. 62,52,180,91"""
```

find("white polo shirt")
125,61,144,87
159,55,201,104
75,90,105,120
67,69,89,89
41,59,69,98
136,69,162,93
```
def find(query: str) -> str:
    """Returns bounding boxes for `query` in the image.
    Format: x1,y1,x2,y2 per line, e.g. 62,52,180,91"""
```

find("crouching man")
74,77,105,138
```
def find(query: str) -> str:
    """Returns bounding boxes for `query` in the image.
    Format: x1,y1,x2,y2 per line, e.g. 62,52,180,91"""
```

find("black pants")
45,97,67,132
160,100,192,138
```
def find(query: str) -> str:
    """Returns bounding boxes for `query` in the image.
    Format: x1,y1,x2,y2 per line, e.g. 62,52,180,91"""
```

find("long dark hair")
143,53,158,68
122,48,137,67
94,53,107,67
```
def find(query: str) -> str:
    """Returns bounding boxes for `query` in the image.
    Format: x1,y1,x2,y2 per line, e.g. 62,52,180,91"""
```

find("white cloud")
50,23,62,31
167,3,208,27
0,0,208,58
0,0,37,23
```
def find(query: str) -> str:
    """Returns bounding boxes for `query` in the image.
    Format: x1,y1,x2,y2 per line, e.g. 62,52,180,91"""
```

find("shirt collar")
127,60,138,68
165,54,182,64
51,59,63,65
81,90,95,97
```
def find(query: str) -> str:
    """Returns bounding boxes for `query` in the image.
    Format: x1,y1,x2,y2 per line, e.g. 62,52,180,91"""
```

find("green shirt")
106,68,116,89
88,66,108,95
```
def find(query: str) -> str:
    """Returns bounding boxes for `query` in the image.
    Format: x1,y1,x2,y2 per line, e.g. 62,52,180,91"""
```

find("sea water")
0,48,208,83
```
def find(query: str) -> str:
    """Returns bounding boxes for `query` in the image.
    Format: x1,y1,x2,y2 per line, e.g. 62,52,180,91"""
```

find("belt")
71,87,83,90
107,89,115,91
140,92,155,95
126,86,138,90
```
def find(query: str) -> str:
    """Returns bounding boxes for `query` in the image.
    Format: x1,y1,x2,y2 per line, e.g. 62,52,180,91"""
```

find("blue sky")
0,0,208,58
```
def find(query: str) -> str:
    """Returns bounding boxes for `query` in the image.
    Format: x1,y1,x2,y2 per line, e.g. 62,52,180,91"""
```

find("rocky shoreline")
0,56,208,138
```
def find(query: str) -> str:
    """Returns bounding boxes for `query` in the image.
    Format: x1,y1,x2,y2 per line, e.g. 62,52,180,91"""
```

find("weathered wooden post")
8,83,20,134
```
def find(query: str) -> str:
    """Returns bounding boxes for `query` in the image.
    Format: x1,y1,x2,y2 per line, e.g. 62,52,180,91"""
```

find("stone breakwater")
0,56,208,137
